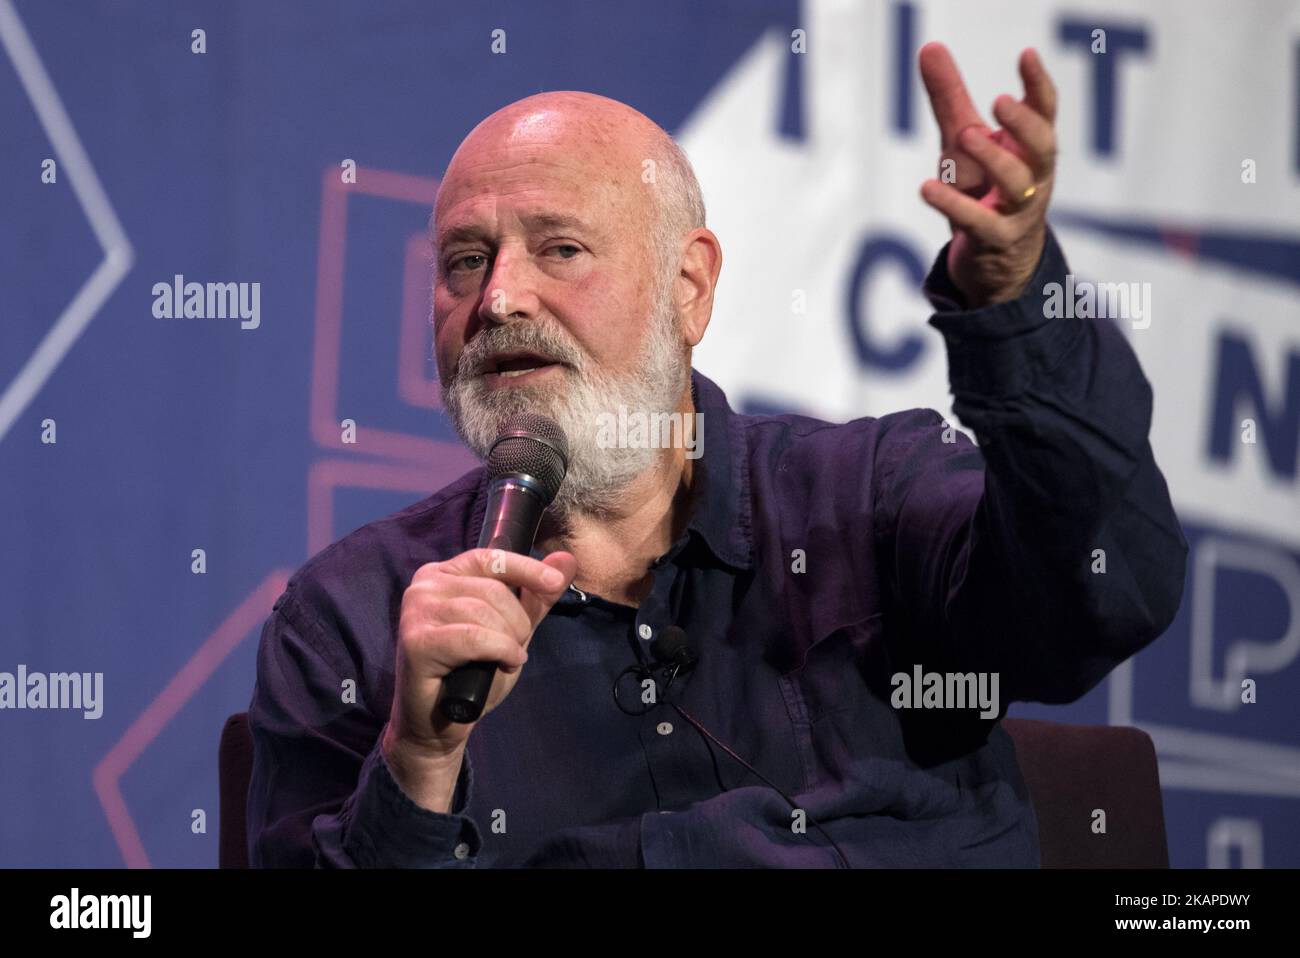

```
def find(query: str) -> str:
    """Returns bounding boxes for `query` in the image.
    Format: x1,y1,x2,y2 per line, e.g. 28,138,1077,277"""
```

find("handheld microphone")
438,412,569,724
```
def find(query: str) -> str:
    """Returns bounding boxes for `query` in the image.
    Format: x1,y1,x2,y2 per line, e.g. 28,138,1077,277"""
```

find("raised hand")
918,42,1058,308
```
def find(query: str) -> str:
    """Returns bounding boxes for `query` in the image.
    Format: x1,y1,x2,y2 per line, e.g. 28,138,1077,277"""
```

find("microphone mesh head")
485,413,569,504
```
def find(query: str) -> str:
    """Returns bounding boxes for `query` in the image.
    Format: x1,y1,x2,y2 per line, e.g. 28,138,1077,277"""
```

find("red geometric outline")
92,571,290,868
95,164,479,866
310,166,447,462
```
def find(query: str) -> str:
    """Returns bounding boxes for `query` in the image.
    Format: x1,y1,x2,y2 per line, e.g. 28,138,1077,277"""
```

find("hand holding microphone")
381,414,575,812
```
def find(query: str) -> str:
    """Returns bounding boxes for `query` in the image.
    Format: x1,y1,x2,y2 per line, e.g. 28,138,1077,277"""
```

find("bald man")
247,45,1186,868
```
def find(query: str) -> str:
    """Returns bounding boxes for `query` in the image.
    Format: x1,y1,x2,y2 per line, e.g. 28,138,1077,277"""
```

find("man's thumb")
521,551,579,630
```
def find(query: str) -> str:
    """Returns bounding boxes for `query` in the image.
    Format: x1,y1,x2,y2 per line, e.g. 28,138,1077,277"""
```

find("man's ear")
675,228,722,348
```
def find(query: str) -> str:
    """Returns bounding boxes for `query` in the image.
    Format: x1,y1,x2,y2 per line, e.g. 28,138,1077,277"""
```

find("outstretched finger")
1018,47,1057,124
918,41,985,145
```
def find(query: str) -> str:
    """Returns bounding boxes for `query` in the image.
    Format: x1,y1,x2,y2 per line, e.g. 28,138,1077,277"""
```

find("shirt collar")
467,367,754,571
681,367,754,570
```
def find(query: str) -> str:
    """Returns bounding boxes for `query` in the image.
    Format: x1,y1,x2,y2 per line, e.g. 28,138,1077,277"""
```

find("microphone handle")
437,477,547,724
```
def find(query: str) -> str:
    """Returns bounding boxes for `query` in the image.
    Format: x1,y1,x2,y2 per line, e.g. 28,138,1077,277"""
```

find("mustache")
454,321,585,380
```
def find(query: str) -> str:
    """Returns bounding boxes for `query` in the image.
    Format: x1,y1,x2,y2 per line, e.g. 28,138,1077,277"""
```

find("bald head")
429,92,723,516
434,91,704,276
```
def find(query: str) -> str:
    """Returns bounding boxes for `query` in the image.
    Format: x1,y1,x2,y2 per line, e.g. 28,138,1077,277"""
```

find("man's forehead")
433,206,603,245
434,156,636,244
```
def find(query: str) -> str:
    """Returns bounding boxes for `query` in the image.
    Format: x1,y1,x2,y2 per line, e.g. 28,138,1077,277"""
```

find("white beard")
441,286,689,518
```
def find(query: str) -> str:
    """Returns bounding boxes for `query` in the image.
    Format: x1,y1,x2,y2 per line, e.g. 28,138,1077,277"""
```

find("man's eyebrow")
433,221,489,248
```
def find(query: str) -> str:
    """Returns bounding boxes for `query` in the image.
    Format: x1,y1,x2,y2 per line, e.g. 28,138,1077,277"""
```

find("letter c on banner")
845,235,926,373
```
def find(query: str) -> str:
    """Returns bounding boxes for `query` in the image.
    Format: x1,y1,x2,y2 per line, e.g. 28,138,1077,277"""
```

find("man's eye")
549,244,581,259
449,253,487,272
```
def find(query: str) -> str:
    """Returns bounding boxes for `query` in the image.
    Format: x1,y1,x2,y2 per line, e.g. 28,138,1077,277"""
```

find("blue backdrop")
3,0,1297,868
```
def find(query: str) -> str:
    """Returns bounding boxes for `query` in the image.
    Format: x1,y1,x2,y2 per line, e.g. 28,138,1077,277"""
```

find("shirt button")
656,721,673,736
638,624,653,641
453,842,470,860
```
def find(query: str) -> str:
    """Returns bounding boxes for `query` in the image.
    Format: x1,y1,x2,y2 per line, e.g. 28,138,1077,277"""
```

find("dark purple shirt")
246,228,1187,867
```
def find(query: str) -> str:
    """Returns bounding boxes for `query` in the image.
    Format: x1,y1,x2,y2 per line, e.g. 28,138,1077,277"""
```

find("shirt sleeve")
871,225,1189,705
245,590,483,867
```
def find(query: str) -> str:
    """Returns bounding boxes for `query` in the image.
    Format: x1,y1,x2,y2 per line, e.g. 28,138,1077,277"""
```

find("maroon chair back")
1003,717,1169,868
219,712,254,869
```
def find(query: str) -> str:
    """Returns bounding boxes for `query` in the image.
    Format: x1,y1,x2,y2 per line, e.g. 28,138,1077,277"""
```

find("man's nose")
478,247,540,325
